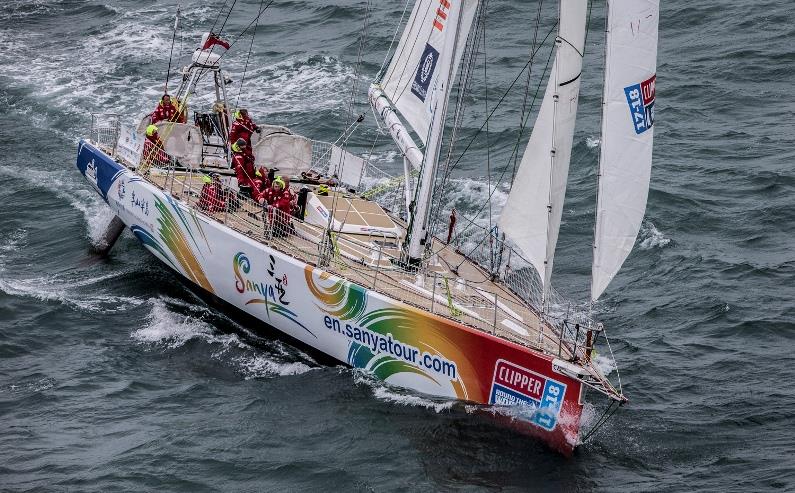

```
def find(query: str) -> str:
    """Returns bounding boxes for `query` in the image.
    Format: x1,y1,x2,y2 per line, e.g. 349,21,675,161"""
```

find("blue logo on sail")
411,43,439,102
624,75,656,135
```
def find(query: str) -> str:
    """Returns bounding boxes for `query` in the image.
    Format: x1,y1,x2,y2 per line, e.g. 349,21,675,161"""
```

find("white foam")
371,386,455,413
586,136,601,148
592,353,617,377
638,220,672,250
238,355,314,379
132,296,246,349
351,370,456,413
0,228,27,254
0,270,144,313
0,166,114,247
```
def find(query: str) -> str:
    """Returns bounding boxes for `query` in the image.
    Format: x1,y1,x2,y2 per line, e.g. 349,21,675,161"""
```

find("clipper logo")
489,359,566,431
411,44,439,102
624,74,656,134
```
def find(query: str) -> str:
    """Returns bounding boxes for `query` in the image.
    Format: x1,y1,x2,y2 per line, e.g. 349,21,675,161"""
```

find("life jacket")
198,183,225,213
142,125,169,166
229,114,259,145
232,147,256,188
151,100,177,124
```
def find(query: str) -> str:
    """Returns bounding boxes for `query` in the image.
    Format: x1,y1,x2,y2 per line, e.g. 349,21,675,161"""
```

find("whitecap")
132,296,246,350
0,268,144,313
586,136,601,148
371,386,456,413
638,221,672,250
238,355,314,379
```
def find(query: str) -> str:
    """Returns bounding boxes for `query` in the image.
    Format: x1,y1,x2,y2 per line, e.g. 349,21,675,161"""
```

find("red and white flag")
201,32,230,51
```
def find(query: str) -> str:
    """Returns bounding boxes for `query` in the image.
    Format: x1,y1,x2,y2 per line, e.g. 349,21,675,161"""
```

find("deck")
146,170,577,360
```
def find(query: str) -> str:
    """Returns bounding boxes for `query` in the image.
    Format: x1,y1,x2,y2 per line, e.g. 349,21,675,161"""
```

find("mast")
369,0,481,263
590,0,660,302
406,1,467,262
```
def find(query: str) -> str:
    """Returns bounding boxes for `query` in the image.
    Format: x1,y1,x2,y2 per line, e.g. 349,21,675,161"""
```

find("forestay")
591,0,660,302
498,0,588,297
378,0,479,144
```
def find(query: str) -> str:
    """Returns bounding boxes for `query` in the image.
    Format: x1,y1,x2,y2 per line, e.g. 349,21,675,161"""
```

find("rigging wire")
207,0,274,67
430,23,558,259
164,6,181,94
426,0,486,243
347,0,372,126
235,0,265,107
375,0,412,81
509,0,545,186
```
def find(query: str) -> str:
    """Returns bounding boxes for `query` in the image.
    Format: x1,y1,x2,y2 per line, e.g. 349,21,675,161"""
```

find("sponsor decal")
433,0,451,32
323,315,458,380
86,158,97,181
489,359,566,431
624,74,656,134
233,252,313,336
129,189,150,216
411,43,439,102
234,252,289,305
116,177,127,200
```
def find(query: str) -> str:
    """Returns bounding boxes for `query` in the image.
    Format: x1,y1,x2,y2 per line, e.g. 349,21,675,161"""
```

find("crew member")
228,108,261,147
252,167,271,195
231,138,256,196
257,175,285,206
198,174,226,213
447,208,457,244
141,124,170,168
151,94,178,124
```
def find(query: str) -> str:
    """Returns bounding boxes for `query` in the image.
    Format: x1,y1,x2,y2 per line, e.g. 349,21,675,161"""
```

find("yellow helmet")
146,124,158,137
202,175,212,184
273,176,285,189
317,184,329,194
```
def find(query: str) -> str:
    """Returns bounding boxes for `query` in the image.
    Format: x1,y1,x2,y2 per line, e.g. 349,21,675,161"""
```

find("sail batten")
590,0,660,302
497,0,588,297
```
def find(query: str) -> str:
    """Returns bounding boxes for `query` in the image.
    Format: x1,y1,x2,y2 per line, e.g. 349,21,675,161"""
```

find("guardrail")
88,113,598,365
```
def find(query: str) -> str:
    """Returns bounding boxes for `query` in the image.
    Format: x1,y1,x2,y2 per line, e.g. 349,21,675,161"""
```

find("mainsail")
591,0,660,301
498,0,588,296
378,0,479,145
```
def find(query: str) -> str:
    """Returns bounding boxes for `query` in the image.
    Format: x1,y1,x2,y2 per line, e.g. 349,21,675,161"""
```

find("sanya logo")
233,252,289,305
233,252,316,338
489,359,567,431
624,74,656,135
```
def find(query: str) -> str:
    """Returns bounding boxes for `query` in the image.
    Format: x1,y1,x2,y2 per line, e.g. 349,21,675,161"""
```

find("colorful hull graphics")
76,140,584,453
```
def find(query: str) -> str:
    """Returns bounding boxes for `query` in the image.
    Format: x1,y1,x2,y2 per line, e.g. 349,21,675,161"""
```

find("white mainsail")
498,0,588,296
378,0,479,145
590,0,660,302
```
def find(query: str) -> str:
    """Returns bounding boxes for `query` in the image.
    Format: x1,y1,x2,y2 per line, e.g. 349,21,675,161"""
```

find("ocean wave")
352,370,457,413
638,221,672,250
237,354,315,378
0,166,115,247
0,228,27,254
131,296,244,350
0,270,144,313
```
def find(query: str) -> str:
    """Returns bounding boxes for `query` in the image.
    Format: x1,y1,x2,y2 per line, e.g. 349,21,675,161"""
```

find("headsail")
498,0,588,297
590,0,660,302
377,0,479,145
